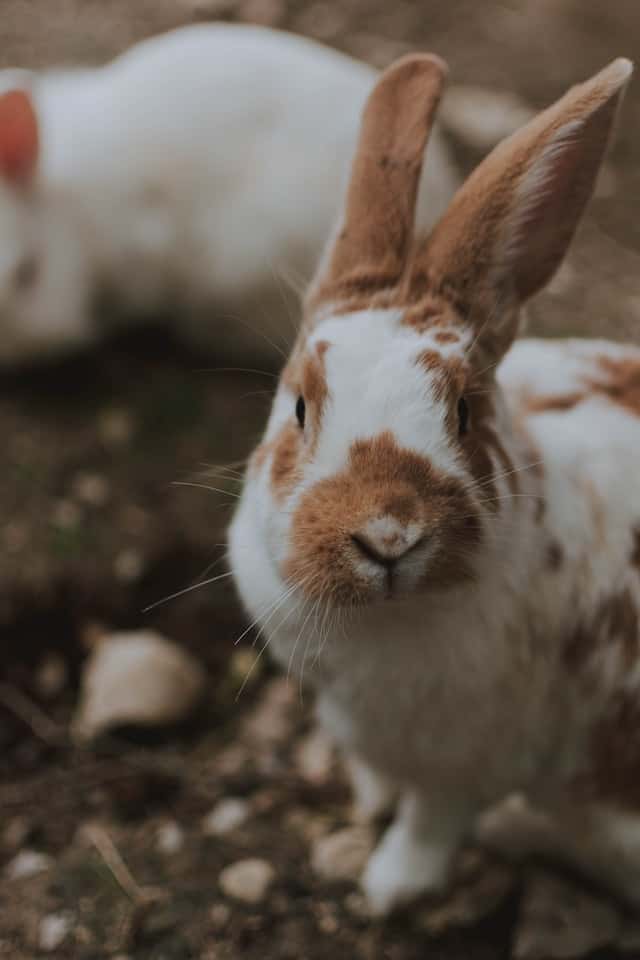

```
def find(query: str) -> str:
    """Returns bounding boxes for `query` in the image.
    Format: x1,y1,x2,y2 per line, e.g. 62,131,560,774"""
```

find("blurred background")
1,2,640,958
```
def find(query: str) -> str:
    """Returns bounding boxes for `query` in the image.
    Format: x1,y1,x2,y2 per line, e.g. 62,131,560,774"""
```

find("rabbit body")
229,53,640,913
0,24,457,365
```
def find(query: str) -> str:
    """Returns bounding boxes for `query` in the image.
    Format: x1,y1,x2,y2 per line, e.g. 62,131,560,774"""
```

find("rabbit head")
0,83,91,365
230,53,631,618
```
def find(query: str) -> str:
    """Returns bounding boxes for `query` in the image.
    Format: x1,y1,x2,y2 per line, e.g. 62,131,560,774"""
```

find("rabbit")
228,51,640,915
0,23,457,367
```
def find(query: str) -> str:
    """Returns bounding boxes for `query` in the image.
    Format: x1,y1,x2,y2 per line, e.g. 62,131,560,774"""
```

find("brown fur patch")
285,431,482,604
578,689,640,810
631,526,640,570
527,392,584,414
301,351,329,432
416,349,467,403
564,588,638,671
461,387,521,510
401,295,462,334
590,355,640,417
525,356,640,423
270,422,303,502
547,539,564,570
434,331,460,344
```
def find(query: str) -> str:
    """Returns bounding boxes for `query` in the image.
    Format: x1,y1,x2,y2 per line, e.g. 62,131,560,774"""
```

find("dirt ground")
2,2,640,958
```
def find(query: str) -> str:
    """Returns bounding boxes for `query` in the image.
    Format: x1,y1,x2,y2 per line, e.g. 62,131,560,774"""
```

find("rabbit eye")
13,253,39,292
457,396,470,437
295,396,306,429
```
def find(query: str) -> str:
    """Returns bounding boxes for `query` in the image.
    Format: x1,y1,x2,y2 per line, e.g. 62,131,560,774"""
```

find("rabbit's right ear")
0,90,39,186
412,58,632,360
308,53,448,311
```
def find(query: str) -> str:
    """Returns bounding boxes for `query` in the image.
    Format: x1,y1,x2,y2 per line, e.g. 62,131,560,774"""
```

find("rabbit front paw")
346,754,398,823
361,818,453,915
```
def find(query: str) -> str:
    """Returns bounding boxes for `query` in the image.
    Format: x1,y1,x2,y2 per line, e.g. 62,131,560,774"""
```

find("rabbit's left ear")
411,58,632,359
309,53,447,310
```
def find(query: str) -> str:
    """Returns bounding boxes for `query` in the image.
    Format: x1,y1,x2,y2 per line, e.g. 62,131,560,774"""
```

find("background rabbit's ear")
309,53,447,311
0,89,39,185
413,58,632,358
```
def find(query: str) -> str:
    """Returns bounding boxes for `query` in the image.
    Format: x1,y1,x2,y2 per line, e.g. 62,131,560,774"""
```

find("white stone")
72,629,206,741
311,826,374,882
5,849,53,879
295,728,334,785
35,653,68,699
156,820,185,855
39,913,71,952
219,858,275,904
72,472,110,506
202,798,250,837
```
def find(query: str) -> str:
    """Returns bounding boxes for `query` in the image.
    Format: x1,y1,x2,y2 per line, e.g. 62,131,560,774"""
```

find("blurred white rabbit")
0,24,458,366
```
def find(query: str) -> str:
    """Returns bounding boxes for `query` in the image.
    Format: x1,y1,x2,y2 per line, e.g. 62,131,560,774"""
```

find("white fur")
0,25,457,366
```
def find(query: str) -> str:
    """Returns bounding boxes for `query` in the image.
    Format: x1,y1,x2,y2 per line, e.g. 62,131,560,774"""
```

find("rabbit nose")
350,517,424,569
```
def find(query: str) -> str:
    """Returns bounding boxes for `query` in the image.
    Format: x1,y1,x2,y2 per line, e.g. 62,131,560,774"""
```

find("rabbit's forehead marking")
304,308,469,483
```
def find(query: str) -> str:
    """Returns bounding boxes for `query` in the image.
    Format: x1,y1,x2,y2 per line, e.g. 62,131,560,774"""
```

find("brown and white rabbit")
229,53,640,913
0,24,456,366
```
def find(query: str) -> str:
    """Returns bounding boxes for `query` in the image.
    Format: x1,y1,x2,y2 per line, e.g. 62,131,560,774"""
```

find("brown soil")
1,2,640,958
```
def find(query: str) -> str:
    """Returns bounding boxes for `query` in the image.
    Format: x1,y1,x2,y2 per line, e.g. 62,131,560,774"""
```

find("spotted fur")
229,54,640,913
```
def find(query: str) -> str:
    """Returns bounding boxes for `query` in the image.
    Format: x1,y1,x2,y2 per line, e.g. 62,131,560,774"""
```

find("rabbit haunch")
229,53,640,914
0,24,457,366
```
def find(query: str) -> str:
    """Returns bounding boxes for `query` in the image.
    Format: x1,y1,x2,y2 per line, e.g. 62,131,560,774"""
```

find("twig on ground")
0,682,66,747
85,823,166,949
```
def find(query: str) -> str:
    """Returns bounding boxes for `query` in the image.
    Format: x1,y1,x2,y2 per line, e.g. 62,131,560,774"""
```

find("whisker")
233,582,298,647
171,481,241,499
195,366,279,379
235,596,301,701
216,312,289,361
142,571,234,612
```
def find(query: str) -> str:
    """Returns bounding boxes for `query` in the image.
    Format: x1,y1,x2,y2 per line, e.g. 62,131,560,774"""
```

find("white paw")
347,757,397,823
361,823,452,916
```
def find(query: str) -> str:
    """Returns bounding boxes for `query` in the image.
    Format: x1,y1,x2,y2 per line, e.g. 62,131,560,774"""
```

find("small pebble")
72,472,110,507
5,849,53,879
51,499,81,530
114,548,144,583
35,653,68,699
156,820,185,855
99,407,134,448
202,798,250,837
311,826,374,882
3,520,28,552
242,678,295,745
39,913,71,952
219,858,275,904
2,816,31,851
209,903,231,930
295,727,334,785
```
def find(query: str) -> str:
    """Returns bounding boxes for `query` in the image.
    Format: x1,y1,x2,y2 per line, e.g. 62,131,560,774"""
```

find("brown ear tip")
384,52,449,87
